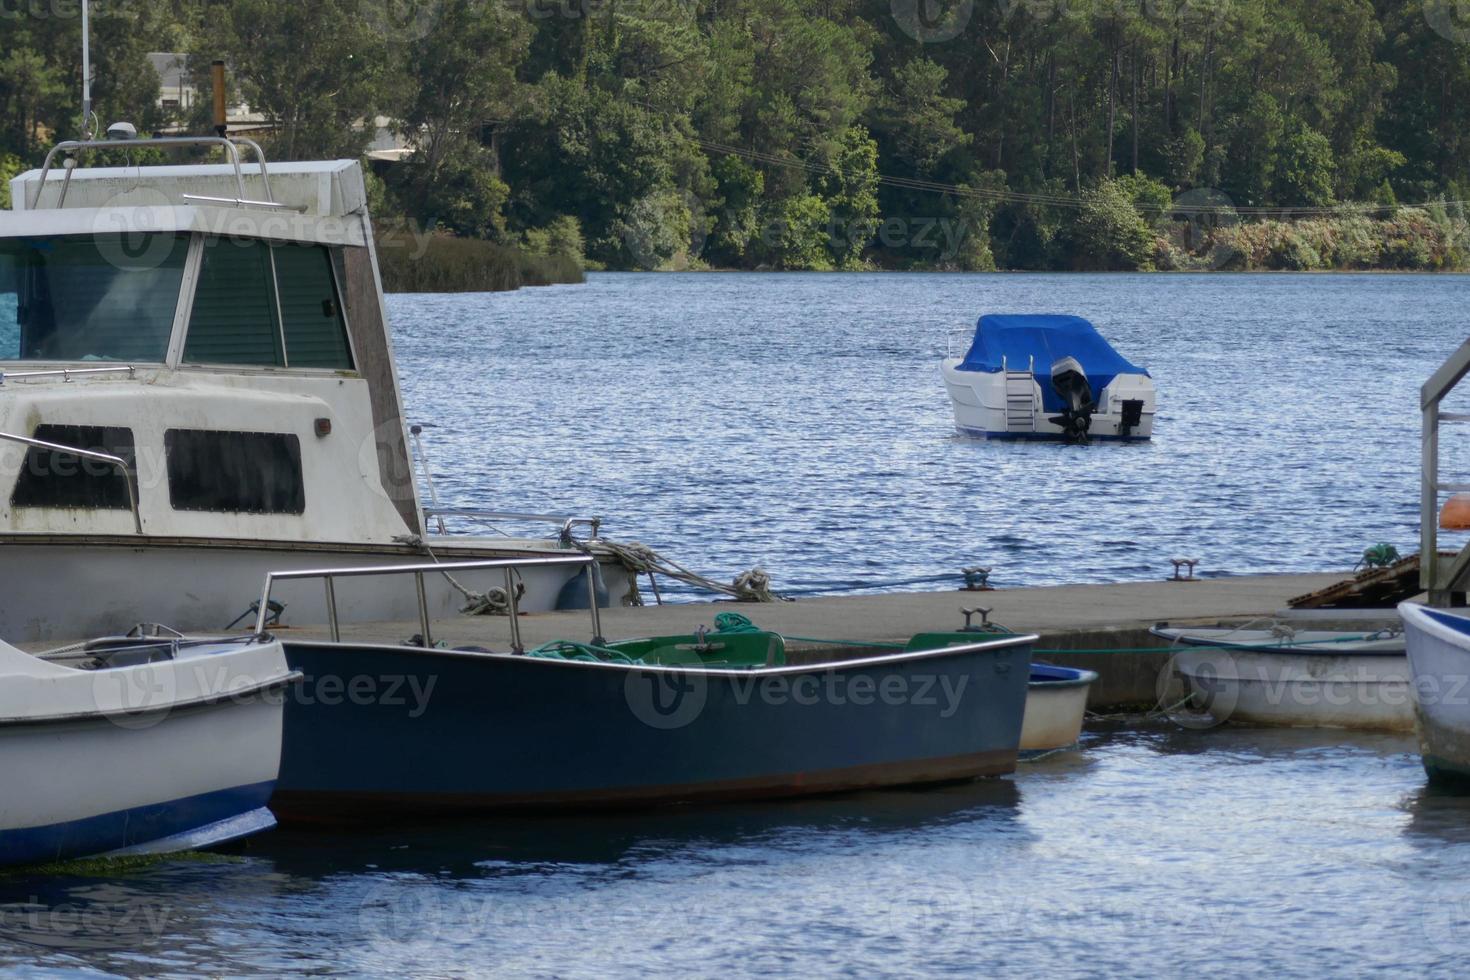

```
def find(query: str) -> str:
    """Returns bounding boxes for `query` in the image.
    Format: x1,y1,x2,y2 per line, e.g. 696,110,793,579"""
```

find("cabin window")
274,243,353,369
165,429,306,515
0,234,188,362
9,424,136,510
183,238,353,370
184,239,286,366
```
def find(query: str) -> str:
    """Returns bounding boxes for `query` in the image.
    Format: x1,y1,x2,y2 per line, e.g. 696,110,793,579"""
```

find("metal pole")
505,569,523,654
81,0,92,137
415,571,431,648
325,576,339,643
410,426,448,534
254,574,274,635
1424,403,1440,601
588,566,605,646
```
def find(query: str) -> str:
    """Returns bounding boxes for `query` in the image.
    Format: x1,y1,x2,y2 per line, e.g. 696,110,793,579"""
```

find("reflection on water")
6,727,1470,976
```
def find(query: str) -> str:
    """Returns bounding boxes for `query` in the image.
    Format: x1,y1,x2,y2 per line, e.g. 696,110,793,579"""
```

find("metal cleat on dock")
962,567,995,591
960,607,995,631
1169,558,1201,582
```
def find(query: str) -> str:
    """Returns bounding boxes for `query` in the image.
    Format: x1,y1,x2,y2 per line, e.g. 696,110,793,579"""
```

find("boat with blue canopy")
941,314,1156,443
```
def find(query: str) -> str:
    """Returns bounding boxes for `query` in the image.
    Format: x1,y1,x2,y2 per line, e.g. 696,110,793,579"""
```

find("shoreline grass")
376,233,584,294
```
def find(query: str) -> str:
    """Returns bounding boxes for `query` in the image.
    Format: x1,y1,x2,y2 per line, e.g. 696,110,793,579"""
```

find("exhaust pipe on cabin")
212,60,227,138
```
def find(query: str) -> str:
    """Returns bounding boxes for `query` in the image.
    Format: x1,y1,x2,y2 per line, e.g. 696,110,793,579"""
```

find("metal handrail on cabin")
0,365,136,385
255,554,603,651
0,431,143,534
421,508,602,545
28,135,291,211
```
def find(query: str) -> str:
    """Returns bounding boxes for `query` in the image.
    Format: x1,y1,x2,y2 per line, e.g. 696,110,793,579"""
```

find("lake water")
391,272,1470,597
4,726,1469,977
7,273,1470,977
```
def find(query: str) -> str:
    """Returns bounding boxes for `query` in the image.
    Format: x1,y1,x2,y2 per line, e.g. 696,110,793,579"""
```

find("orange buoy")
1443,493,1470,530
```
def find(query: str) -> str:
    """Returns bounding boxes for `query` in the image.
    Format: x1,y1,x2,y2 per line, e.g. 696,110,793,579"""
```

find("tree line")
4,0,1470,272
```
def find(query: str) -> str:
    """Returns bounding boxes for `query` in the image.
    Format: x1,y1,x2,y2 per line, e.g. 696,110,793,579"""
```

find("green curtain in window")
273,243,353,369
184,239,284,366
183,238,354,370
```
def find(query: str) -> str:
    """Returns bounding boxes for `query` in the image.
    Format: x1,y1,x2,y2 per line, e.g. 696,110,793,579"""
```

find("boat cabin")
1,143,420,544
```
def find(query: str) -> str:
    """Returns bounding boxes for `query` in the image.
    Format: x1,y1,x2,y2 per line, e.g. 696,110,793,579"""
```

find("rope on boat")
34,640,89,660
393,531,779,614
525,640,646,665
393,533,521,615
585,539,785,605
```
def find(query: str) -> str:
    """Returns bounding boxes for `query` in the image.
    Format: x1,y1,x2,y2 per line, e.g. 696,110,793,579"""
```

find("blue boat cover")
956,314,1148,411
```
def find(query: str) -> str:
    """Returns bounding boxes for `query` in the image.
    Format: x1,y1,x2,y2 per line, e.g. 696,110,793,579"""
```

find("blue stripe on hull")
0,781,276,868
956,427,1151,442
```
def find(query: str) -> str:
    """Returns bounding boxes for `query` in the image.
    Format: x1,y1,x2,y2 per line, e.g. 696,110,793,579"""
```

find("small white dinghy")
1021,665,1098,758
1399,603,1470,786
1151,624,1410,731
1,630,298,867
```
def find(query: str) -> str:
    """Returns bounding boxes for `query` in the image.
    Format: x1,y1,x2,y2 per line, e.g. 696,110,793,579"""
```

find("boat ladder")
1004,372,1037,433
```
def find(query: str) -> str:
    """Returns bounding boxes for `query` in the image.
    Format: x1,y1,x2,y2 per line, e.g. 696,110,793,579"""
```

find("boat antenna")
80,0,97,139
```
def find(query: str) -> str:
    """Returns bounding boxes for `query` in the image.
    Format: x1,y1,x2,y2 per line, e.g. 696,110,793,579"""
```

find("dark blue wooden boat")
269,627,1035,823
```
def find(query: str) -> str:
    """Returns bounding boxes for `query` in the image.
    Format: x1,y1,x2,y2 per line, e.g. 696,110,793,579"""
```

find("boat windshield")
0,234,189,363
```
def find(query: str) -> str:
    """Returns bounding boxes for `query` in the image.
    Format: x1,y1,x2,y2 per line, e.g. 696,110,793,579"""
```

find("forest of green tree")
4,0,1470,272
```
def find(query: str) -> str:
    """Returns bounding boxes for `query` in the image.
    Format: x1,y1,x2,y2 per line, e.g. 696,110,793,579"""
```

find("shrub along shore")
375,232,584,294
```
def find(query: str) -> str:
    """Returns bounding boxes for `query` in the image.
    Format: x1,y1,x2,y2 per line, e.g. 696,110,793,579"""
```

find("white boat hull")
1021,667,1097,756
0,537,633,644
1400,603,1470,785
1169,646,1413,731
941,358,1156,441
0,637,295,866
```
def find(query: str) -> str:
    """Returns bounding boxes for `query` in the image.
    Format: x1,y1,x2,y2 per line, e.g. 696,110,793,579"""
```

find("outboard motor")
1048,356,1095,445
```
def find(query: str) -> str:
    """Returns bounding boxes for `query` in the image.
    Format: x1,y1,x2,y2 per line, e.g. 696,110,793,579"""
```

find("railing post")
255,574,274,635
1425,402,1441,599
324,575,339,643
415,571,431,648
505,568,523,654
587,562,605,646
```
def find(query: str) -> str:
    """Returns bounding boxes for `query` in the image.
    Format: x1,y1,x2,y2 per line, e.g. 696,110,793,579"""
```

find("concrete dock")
281,571,1378,710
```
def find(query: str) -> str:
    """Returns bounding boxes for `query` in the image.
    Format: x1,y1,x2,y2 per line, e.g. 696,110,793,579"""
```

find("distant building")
146,52,270,135
145,53,412,157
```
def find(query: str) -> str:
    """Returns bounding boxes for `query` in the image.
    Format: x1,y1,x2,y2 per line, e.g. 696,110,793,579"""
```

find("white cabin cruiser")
941,314,1156,443
1,629,296,867
1,136,631,642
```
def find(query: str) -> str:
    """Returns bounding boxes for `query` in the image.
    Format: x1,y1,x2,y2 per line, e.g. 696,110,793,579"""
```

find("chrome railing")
254,554,603,651
29,135,290,211
0,365,136,385
0,431,143,533
422,508,602,545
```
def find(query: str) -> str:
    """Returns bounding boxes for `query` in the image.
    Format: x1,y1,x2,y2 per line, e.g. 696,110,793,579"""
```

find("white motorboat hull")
0,536,633,644
1020,665,1098,757
0,637,296,867
941,358,1156,441
1158,629,1412,731
1400,603,1470,785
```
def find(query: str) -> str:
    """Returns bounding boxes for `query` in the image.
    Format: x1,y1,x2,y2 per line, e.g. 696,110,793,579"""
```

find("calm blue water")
8,274,1470,977
5,727,1470,976
391,272,1470,596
